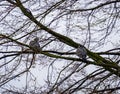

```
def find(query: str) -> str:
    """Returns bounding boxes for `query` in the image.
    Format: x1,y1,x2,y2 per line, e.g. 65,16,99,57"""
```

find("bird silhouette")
29,37,41,66
29,37,41,52
76,45,87,62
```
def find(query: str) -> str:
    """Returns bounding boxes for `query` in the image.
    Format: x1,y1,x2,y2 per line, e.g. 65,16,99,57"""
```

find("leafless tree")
0,0,120,94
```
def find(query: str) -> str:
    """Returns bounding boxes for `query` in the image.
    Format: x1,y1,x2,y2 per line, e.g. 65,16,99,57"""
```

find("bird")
29,37,41,66
76,45,87,62
29,37,41,52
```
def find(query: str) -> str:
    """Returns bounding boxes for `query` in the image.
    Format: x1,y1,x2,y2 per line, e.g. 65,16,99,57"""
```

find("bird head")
78,44,83,48
34,37,39,42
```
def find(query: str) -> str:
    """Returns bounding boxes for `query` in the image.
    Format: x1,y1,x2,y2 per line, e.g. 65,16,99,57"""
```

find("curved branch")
69,0,120,12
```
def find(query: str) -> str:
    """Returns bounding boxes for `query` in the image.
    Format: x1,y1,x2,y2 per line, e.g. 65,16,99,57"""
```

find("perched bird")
29,37,41,66
76,45,87,61
29,37,41,52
